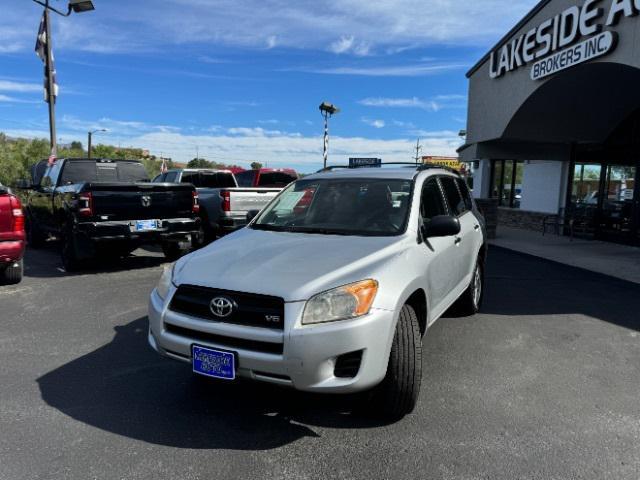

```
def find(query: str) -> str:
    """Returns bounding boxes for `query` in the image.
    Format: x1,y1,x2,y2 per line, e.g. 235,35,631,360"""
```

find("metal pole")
322,111,329,169
87,131,92,159
44,1,57,156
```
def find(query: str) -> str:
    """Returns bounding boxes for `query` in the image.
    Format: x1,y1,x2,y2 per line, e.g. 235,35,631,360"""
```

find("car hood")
174,227,407,303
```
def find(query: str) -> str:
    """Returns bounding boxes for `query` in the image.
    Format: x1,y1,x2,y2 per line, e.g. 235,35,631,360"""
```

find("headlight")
156,263,175,300
302,279,378,325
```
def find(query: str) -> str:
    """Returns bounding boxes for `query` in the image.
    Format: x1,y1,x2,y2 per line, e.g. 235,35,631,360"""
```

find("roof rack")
317,162,460,175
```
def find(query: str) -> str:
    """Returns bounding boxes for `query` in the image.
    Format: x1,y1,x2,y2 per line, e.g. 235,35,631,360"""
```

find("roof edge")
466,0,554,78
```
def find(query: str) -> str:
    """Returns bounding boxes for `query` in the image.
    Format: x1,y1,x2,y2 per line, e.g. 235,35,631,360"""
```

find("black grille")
164,323,283,355
169,285,285,330
334,350,363,378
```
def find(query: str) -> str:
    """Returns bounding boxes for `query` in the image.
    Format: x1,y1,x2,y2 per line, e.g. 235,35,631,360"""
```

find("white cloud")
0,94,39,104
306,63,466,77
1,125,463,172
0,80,42,93
329,36,370,56
0,0,536,55
359,97,441,111
361,117,385,129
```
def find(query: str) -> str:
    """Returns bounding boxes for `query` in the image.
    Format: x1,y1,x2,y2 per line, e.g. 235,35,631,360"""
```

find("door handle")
474,224,480,231
454,237,462,245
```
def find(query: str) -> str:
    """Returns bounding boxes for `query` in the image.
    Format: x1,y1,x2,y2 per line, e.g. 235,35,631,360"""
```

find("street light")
87,129,107,159
319,102,340,169
32,0,96,158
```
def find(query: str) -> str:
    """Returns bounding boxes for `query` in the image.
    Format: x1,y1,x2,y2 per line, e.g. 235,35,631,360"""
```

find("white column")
472,159,492,199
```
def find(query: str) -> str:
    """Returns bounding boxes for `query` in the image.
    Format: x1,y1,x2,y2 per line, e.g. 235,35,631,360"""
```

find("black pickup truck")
18,158,201,270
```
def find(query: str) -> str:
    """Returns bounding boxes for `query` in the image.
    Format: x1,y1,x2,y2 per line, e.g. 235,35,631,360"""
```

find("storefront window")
490,160,524,208
571,163,602,205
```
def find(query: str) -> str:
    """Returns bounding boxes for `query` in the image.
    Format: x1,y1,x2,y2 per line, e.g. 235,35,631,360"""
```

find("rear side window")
440,176,466,216
164,171,178,183
258,172,296,188
60,161,149,184
235,170,256,187
456,178,474,211
420,178,447,220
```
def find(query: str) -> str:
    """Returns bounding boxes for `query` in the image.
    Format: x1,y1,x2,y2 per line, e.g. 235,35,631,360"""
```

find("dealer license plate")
135,219,159,231
192,345,236,380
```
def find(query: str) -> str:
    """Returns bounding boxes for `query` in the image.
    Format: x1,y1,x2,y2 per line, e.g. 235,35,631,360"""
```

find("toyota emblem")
141,195,152,207
209,296,236,318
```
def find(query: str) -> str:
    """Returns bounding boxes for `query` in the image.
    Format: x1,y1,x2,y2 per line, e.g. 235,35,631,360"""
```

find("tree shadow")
37,317,392,450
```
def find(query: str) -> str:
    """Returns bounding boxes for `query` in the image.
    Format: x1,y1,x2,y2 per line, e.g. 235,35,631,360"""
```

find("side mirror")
14,179,33,190
246,209,260,223
422,215,461,239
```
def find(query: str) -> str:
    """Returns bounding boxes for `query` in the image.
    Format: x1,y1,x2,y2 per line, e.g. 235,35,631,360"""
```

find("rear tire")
161,242,189,261
61,228,83,272
369,304,422,419
1,259,23,285
454,260,483,316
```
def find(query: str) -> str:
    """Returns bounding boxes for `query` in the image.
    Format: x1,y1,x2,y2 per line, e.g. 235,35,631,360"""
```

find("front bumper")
148,287,396,393
0,240,25,264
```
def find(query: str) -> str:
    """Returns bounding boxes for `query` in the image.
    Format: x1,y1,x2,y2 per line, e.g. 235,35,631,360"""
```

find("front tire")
26,215,46,248
1,259,23,285
370,304,423,419
61,228,83,272
161,241,189,261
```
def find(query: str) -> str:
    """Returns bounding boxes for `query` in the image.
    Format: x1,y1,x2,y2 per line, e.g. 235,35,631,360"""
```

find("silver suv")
148,165,487,418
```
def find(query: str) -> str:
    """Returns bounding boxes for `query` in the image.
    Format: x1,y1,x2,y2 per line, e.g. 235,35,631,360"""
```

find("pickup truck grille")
169,285,285,330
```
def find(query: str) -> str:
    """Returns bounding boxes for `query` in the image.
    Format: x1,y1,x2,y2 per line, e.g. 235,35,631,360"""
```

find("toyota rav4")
148,164,487,418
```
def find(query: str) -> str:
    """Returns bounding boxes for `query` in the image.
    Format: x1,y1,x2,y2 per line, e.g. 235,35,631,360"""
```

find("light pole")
87,128,106,159
32,0,96,157
319,102,340,169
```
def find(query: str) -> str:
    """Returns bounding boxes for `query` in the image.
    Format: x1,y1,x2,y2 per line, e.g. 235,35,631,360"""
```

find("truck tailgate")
228,188,280,212
86,183,194,220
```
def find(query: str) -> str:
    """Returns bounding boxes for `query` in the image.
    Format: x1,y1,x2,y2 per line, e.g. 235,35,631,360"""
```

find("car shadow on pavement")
24,244,167,279
481,247,640,331
37,316,391,450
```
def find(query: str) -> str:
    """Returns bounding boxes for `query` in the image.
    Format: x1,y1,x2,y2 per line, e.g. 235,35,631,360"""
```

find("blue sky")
0,0,535,172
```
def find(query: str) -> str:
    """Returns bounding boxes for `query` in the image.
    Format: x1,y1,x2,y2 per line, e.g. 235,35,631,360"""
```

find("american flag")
35,12,58,103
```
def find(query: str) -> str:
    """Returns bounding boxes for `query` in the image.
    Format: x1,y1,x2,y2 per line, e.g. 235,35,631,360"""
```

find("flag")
35,12,59,103
160,158,168,174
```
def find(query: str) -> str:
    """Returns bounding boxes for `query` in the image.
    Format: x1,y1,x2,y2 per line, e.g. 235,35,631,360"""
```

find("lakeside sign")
489,0,638,80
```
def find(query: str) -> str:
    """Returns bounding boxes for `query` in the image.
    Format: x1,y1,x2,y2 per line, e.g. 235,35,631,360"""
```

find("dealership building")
460,0,640,245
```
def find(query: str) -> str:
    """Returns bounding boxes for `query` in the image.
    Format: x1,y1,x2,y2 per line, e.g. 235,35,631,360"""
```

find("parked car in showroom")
0,183,26,284
18,158,201,271
148,164,486,418
153,168,281,243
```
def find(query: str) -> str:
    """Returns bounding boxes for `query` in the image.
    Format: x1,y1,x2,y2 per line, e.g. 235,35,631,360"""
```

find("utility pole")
44,4,56,156
196,145,199,160
319,102,340,169
87,129,106,159
414,138,422,164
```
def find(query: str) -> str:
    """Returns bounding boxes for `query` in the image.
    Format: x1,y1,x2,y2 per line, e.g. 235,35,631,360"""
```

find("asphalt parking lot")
1,244,639,480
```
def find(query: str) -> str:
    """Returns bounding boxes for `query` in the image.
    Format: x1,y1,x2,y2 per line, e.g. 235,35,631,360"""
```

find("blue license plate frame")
192,344,236,380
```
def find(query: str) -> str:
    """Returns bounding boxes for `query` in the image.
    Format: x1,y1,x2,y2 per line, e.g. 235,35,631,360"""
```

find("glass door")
599,165,636,243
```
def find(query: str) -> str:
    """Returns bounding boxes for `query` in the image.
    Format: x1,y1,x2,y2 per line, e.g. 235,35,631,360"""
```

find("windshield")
60,161,149,184
252,178,413,236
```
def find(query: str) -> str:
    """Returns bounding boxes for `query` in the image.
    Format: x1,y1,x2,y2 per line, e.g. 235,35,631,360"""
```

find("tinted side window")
200,172,237,188
164,172,178,183
236,171,256,187
420,178,447,220
440,177,465,216
152,174,165,183
456,178,473,211
42,162,62,187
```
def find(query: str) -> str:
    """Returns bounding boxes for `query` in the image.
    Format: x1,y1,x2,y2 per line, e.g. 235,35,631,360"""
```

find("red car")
0,184,25,284
235,168,298,188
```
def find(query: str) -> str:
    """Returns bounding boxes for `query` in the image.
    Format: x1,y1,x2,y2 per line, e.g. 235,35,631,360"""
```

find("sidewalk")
489,226,640,284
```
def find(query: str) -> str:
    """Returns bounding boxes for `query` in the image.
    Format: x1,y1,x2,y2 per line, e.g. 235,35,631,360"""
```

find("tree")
70,141,83,151
187,158,214,168
250,162,263,170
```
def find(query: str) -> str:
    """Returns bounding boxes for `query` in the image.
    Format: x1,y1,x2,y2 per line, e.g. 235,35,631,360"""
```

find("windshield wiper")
250,224,288,232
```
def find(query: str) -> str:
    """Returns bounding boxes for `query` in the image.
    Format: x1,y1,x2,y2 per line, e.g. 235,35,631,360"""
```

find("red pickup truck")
235,168,298,188
0,184,25,284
